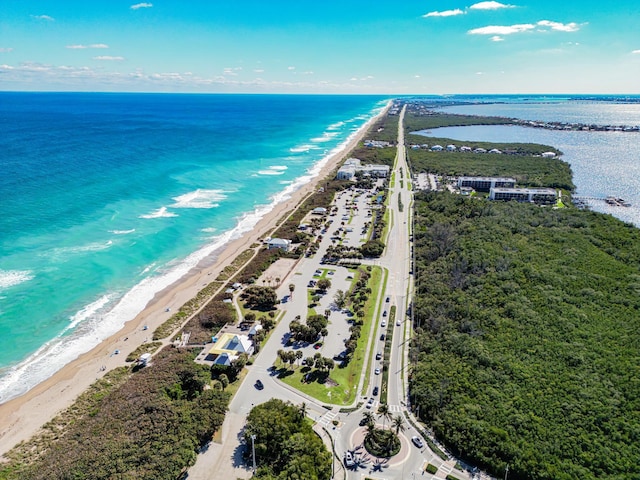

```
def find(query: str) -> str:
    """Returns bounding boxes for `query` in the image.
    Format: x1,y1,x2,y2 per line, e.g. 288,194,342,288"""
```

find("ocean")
0,93,389,403
413,100,640,227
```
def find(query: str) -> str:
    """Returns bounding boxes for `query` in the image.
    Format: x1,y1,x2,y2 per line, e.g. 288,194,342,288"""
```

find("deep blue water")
0,93,389,402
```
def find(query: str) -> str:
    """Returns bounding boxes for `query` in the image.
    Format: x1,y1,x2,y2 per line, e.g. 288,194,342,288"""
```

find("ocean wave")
311,131,339,143
327,121,345,130
0,270,34,290
67,294,113,331
109,229,136,235
200,227,217,233
258,166,287,175
139,207,178,219
47,241,114,261
171,189,227,209
289,145,312,153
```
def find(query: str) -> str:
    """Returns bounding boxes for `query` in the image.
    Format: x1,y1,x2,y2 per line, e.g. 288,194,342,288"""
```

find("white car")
374,368,381,375
411,436,424,448
396,320,401,326
381,321,386,328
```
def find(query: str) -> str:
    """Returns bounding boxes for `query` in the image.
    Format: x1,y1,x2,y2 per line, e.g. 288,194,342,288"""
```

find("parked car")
344,451,355,467
385,296,390,303
411,436,424,448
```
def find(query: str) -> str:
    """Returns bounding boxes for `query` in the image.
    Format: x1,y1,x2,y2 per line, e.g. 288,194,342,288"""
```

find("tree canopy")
244,399,332,480
410,191,640,480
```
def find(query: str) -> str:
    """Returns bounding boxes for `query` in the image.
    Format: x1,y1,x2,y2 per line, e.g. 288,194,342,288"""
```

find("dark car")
380,333,385,341
372,386,379,396
255,379,264,390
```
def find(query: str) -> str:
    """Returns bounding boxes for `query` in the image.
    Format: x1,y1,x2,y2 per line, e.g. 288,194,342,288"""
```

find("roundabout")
348,424,413,468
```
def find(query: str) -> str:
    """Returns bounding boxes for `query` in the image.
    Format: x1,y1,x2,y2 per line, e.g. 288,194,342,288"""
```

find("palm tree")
288,283,295,299
362,411,375,427
298,402,308,420
295,350,303,366
377,403,392,430
391,414,405,436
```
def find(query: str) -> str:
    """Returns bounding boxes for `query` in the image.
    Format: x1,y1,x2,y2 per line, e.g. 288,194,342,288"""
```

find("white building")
457,176,516,192
489,187,557,204
267,238,292,251
336,157,390,180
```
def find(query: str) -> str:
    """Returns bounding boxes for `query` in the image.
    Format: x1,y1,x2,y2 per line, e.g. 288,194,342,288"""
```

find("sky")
1,0,640,94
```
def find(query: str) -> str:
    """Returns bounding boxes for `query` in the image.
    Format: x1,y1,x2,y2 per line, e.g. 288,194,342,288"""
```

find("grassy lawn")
361,267,388,397
280,266,384,405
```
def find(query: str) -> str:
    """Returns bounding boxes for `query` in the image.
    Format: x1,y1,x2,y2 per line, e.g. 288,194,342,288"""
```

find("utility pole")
251,434,257,474
504,464,509,480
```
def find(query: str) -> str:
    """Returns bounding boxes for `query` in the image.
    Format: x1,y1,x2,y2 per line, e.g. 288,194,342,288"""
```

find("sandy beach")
0,102,390,457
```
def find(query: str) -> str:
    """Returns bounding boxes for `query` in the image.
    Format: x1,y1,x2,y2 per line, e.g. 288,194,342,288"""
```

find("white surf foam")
290,145,312,153
171,189,227,209
0,270,34,290
109,229,136,235
66,294,113,331
47,241,114,261
257,170,285,176
311,131,339,143
139,206,178,219
327,121,345,130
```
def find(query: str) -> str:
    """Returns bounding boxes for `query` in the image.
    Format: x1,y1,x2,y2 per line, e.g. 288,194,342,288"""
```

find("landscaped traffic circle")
363,427,401,458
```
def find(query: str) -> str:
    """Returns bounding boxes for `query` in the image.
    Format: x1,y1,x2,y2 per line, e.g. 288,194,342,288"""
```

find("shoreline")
0,100,391,457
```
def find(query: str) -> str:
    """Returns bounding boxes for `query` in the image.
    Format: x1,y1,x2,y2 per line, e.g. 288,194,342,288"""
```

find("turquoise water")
0,93,389,402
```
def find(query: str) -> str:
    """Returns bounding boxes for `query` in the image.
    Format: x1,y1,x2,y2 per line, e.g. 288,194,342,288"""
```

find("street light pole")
505,464,509,480
251,434,257,474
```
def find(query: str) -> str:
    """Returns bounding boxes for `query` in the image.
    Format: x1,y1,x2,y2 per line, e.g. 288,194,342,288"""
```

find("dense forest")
409,192,640,480
244,399,332,480
1,349,229,480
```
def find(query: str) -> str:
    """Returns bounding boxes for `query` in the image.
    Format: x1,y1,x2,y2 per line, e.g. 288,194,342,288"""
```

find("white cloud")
130,3,153,10
537,20,580,32
67,44,109,49
476,71,484,75
254,68,265,73
414,75,421,78
32,14,55,21
223,67,242,76
287,66,296,70
93,56,124,61
632,50,640,54
0,48,13,53
423,9,465,17
491,36,504,42
469,1,515,10
468,24,535,35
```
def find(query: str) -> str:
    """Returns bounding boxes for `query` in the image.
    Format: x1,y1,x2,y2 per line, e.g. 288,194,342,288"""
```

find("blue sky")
1,0,639,93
